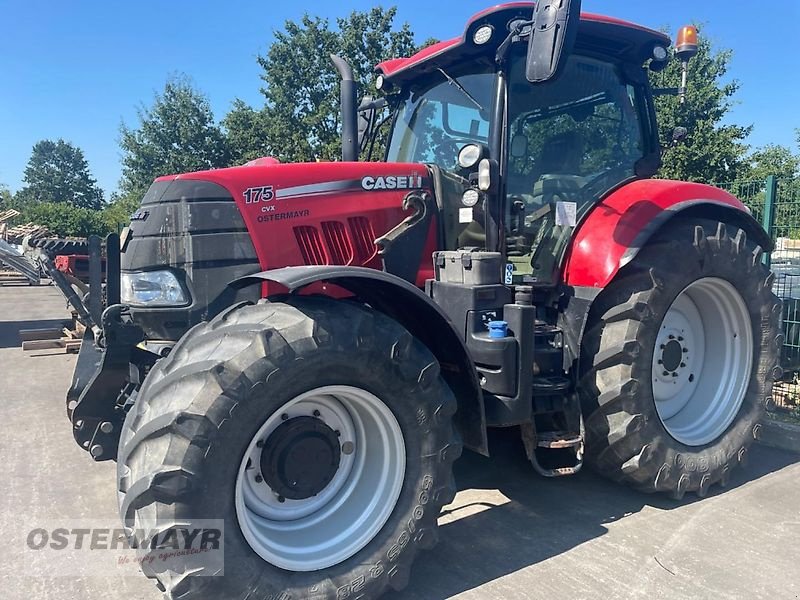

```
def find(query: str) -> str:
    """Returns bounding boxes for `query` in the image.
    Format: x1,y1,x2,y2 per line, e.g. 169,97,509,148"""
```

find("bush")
102,193,141,233
19,202,110,238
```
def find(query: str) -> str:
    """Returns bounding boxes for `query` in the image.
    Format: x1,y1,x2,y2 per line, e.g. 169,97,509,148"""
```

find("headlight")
462,189,481,207
458,143,483,169
121,270,188,306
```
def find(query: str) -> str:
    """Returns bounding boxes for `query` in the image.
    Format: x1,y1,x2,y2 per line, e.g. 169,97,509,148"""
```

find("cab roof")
376,2,670,81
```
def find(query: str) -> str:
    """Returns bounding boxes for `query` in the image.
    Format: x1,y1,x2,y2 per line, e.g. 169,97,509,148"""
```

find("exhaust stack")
330,54,358,162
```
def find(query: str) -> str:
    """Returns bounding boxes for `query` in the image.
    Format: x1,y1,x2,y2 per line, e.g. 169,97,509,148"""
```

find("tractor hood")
122,160,437,339
154,160,436,283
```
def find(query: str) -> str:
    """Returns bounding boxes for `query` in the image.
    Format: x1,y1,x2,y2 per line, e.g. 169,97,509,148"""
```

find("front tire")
579,219,782,498
117,297,460,599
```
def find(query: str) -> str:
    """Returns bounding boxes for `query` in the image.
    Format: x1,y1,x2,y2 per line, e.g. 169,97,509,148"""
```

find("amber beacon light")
676,25,699,59
676,25,699,103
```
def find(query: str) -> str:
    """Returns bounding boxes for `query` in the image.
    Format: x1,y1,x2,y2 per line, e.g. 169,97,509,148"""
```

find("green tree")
102,191,142,233
222,100,274,164
0,184,13,209
120,76,230,197
650,28,751,183
747,144,800,181
18,202,108,237
16,139,104,209
236,7,419,163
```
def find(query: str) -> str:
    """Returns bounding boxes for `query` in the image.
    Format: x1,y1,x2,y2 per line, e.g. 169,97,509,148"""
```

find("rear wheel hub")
235,386,406,571
261,416,341,500
660,339,684,373
651,277,753,446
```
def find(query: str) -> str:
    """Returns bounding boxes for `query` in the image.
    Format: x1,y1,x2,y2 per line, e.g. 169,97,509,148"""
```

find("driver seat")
533,131,585,202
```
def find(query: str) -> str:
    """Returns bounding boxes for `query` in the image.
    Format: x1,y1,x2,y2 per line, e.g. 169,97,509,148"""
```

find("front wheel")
579,219,782,498
117,297,460,599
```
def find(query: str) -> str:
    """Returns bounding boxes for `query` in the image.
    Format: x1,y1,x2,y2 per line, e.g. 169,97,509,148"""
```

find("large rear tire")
579,219,782,498
117,297,460,599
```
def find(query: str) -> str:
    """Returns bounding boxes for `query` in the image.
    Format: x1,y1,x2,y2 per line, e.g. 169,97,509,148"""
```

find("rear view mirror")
510,134,528,158
526,0,582,83
357,96,386,152
357,108,375,151
671,127,688,146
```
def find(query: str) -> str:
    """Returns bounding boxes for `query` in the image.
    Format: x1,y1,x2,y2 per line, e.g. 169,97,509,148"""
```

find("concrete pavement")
1,284,798,600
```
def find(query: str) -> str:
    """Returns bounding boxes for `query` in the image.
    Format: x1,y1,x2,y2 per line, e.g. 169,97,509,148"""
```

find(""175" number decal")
243,186,275,204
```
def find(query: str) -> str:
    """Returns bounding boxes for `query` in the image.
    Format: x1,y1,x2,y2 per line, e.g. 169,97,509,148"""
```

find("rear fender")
232,266,489,456
562,180,772,288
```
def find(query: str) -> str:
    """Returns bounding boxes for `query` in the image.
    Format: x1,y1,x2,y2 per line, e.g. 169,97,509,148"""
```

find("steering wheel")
580,165,631,202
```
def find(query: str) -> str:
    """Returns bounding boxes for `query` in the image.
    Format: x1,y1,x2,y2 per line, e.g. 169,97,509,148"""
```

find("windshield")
505,48,648,284
386,68,497,173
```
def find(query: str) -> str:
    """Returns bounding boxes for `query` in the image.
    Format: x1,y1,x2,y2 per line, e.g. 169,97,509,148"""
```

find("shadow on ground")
0,319,71,349
386,428,797,600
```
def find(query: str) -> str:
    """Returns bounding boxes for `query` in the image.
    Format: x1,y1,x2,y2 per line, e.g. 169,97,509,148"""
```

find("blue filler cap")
488,321,509,339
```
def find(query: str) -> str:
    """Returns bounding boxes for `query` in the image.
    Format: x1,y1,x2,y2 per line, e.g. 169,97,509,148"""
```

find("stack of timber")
19,312,85,354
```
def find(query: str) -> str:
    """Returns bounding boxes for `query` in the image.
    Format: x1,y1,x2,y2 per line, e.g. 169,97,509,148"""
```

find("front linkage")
52,234,157,461
67,305,156,461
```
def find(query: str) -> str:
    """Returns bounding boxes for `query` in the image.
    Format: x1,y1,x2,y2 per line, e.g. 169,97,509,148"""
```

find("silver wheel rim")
652,277,753,446
235,385,406,571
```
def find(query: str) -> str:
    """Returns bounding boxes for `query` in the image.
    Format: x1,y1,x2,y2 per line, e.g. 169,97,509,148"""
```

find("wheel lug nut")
660,344,666,350
672,373,678,378
281,413,289,421
256,440,264,448
657,360,663,365
277,496,285,503
683,348,689,353
663,371,669,376
678,337,684,342
680,362,686,368
255,474,263,483
335,430,341,437
668,335,675,340
341,441,355,455
313,410,321,418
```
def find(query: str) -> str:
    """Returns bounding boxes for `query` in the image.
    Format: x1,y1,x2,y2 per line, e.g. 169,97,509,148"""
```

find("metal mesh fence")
768,178,800,414
717,179,767,222
719,177,800,415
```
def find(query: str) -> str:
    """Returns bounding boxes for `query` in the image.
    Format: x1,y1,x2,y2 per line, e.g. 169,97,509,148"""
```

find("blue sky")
2,0,798,196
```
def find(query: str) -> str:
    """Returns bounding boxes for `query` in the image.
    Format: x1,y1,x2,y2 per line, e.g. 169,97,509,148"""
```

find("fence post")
763,175,778,269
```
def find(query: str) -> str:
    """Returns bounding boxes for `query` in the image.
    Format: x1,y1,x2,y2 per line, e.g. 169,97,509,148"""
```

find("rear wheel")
579,219,782,498
118,297,460,599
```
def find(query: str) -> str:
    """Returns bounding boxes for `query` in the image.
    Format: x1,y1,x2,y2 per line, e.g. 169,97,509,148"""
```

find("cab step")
531,375,571,394
520,422,584,478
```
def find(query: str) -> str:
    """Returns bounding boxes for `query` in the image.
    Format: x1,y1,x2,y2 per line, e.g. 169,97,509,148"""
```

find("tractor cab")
375,3,669,284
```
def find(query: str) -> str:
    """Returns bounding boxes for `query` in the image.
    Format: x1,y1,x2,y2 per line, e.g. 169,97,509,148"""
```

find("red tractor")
64,2,781,598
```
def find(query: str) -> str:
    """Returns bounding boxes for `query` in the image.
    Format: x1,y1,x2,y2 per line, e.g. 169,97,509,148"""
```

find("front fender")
232,266,489,456
562,179,771,288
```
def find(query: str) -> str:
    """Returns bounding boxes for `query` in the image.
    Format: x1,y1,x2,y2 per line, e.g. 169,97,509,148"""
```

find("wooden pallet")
4,222,49,244
0,270,31,285
0,209,20,223
20,316,85,354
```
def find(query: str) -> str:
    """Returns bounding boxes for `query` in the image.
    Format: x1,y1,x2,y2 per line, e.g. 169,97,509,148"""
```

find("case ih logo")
361,175,424,191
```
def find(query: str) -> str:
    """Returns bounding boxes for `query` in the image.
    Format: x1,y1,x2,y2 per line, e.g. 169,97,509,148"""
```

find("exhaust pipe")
330,54,358,162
